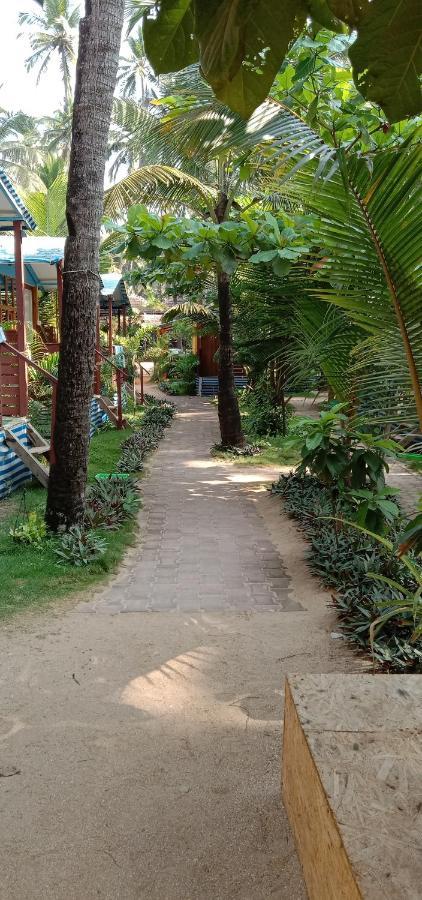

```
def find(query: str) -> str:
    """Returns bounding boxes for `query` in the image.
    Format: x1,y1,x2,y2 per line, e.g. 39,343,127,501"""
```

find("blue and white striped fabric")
0,422,32,499
0,402,109,500
90,398,109,436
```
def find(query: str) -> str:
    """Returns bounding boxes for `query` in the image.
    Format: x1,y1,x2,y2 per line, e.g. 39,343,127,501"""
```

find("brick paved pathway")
90,396,302,614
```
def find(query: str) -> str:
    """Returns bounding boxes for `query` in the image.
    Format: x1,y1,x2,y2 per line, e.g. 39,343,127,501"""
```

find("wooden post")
122,307,127,336
13,220,28,416
140,364,144,405
31,285,39,330
108,295,113,356
56,260,63,339
94,304,101,394
116,367,123,429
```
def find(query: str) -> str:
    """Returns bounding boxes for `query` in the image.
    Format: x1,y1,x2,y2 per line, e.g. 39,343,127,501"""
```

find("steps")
95,394,127,428
4,424,50,488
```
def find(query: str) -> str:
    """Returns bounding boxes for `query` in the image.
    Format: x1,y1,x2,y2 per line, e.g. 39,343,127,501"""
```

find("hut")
0,170,130,497
192,330,248,396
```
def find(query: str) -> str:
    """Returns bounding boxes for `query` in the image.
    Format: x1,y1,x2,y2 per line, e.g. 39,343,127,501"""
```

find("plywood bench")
282,674,422,899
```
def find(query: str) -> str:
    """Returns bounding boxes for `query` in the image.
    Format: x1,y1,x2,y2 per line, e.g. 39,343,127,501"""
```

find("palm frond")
104,164,216,218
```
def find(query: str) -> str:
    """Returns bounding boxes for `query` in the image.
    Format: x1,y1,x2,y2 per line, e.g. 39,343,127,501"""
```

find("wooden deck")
282,673,422,899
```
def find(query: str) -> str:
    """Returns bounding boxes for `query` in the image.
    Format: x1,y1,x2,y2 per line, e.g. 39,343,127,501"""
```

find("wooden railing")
95,347,127,428
0,339,57,463
138,363,151,405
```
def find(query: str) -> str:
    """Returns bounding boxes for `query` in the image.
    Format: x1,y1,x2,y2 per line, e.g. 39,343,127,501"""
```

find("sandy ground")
0,397,358,900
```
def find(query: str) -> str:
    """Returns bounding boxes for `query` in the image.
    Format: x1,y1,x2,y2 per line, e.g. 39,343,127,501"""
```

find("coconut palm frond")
295,141,422,425
104,164,216,218
23,172,68,236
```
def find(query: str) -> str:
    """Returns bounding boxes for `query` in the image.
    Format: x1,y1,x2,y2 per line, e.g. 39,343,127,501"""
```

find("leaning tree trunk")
46,0,125,530
217,269,244,447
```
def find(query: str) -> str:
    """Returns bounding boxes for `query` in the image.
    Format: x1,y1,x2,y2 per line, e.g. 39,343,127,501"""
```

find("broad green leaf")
349,0,422,122
196,0,308,119
143,0,198,75
195,0,247,86
308,0,348,31
305,432,323,450
249,249,278,263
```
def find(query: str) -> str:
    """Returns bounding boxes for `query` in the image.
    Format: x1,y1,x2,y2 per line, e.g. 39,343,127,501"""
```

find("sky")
0,0,77,116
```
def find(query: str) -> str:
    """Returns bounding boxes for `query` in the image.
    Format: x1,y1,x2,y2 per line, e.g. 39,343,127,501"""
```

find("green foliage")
345,486,400,535
109,204,317,279
293,404,398,488
238,381,290,437
273,472,422,670
141,0,422,122
115,397,175,469
397,501,422,557
55,526,107,567
85,477,141,528
117,444,145,473
9,510,47,546
160,379,196,395
23,171,67,236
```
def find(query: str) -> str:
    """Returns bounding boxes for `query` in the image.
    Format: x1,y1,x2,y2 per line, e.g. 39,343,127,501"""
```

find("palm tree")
117,27,159,102
0,107,44,189
106,63,422,434
46,0,125,530
23,162,68,236
42,106,73,162
104,75,326,446
19,0,80,111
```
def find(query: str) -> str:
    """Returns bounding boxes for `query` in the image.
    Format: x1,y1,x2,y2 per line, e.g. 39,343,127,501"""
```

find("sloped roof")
100,273,130,310
0,169,36,231
0,235,64,289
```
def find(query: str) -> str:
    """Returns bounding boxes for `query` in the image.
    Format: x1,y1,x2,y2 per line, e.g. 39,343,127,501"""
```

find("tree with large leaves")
46,0,126,529
19,0,80,112
108,205,316,445
140,0,422,123
105,71,332,446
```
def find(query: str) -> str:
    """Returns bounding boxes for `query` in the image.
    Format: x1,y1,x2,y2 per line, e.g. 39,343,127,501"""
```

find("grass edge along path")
0,404,166,620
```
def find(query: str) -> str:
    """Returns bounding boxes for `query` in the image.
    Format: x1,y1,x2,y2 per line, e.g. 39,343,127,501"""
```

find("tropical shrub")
239,381,291,437
55,526,107,566
272,472,422,671
10,510,47,546
85,477,140,527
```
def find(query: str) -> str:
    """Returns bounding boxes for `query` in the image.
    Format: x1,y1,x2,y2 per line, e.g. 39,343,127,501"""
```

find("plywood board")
282,674,422,900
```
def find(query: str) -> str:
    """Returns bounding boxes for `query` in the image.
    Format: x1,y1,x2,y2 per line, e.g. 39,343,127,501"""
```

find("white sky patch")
0,1,127,118
0,0,73,116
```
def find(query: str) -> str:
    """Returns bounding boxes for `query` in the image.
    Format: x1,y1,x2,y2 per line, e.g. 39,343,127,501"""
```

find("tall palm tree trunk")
215,189,244,448
46,0,125,530
217,269,244,447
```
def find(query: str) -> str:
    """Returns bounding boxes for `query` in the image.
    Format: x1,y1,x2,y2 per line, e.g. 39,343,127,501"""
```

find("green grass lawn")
0,410,148,620
212,433,300,468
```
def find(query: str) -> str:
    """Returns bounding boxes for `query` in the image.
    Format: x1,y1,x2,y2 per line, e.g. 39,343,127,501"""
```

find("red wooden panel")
198,334,219,376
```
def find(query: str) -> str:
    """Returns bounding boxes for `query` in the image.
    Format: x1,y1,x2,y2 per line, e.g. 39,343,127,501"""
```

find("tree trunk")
46,0,125,530
217,269,244,447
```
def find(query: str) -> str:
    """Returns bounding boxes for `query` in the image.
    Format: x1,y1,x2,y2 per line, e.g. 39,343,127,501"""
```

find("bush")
239,381,290,437
85,476,140,527
273,472,422,671
160,379,195,395
115,398,175,471
10,510,47,546
55,526,107,566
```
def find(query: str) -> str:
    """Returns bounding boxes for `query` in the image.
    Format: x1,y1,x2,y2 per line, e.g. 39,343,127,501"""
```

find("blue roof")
0,236,64,289
0,169,36,231
100,273,123,295
100,273,130,309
